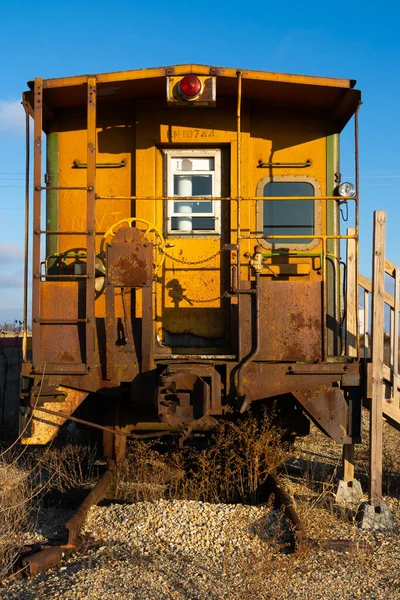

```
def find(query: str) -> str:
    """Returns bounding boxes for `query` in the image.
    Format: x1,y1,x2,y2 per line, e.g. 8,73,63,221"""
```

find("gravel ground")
2,412,400,599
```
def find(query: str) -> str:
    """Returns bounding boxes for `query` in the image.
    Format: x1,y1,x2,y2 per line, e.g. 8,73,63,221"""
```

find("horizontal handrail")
359,273,399,310
95,194,357,202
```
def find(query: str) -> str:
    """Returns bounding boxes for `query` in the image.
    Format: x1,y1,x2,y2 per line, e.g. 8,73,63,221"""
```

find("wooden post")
343,228,357,481
369,210,386,507
343,444,355,482
393,268,399,396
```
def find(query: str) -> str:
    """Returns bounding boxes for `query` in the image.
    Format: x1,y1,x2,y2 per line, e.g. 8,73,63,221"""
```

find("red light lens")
179,75,202,99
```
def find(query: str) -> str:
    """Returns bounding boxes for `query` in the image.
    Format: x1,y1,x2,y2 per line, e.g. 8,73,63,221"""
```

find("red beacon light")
178,75,203,100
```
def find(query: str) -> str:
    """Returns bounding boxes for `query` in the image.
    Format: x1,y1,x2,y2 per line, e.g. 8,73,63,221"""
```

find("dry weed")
36,444,98,493
116,412,292,505
0,457,42,582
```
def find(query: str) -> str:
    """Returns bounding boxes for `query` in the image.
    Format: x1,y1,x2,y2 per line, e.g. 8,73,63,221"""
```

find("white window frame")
163,149,221,235
256,175,321,251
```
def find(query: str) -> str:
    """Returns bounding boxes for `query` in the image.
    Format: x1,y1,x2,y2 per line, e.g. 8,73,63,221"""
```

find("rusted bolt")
33,274,40,279
343,365,348,371
288,366,293,373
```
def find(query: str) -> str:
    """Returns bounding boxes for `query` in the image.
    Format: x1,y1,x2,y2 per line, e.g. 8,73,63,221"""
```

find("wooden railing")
358,257,400,424
349,211,399,507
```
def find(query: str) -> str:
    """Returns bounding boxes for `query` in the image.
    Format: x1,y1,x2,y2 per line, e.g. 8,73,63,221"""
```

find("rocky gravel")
1,412,400,599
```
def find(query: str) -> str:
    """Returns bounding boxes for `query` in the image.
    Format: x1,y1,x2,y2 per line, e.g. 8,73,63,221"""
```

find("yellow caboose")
20,65,361,465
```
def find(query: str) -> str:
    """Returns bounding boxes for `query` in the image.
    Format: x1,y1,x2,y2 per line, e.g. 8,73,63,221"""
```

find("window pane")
174,174,213,196
171,157,214,171
171,216,215,231
263,182,314,245
173,200,213,214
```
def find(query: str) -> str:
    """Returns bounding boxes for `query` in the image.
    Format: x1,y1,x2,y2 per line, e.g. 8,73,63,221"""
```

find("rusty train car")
20,65,362,463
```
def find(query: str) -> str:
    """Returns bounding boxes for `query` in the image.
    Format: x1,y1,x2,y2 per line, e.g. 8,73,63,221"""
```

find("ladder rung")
32,362,88,375
33,318,90,324
36,230,91,235
38,274,91,279
35,186,91,191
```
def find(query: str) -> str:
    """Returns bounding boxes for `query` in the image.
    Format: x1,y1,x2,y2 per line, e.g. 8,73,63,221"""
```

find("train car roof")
24,64,361,132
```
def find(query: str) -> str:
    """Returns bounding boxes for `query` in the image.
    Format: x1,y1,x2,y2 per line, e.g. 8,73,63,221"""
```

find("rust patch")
107,227,152,288
239,280,322,361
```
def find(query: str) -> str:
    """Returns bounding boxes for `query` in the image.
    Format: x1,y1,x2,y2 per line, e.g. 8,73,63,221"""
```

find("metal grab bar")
73,159,126,169
257,159,312,168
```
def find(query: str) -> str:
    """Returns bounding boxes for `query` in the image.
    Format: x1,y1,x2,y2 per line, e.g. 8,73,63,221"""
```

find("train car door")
157,148,231,353
253,175,324,361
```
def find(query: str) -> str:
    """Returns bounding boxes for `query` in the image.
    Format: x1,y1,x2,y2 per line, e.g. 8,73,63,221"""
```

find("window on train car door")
164,149,221,235
256,175,321,250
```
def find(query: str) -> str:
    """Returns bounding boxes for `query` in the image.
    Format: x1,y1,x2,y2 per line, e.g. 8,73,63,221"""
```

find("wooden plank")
359,273,398,310
390,308,395,372
364,289,369,358
369,210,386,508
346,228,357,357
383,399,400,424
343,444,355,482
394,268,399,394
385,258,396,277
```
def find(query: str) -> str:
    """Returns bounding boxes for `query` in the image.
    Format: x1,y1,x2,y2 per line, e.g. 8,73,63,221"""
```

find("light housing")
336,181,356,197
178,75,203,100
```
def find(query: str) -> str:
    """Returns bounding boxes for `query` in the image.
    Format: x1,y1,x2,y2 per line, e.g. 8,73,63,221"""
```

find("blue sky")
1,0,400,323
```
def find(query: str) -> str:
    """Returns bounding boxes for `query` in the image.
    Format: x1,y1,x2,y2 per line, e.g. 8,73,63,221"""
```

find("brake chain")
158,248,223,265
168,290,228,304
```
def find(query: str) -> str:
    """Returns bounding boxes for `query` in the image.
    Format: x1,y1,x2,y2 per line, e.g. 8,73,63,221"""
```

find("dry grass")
117,412,293,505
36,443,98,494
0,457,40,583
0,442,99,582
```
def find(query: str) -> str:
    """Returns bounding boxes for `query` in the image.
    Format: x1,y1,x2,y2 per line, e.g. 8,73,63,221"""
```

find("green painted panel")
46,133,59,258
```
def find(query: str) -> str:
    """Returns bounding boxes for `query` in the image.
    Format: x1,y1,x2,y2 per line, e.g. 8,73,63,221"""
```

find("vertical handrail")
346,227,357,357
343,226,357,482
86,78,97,368
236,70,242,293
22,97,30,363
354,106,360,357
369,210,386,508
32,79,43,370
